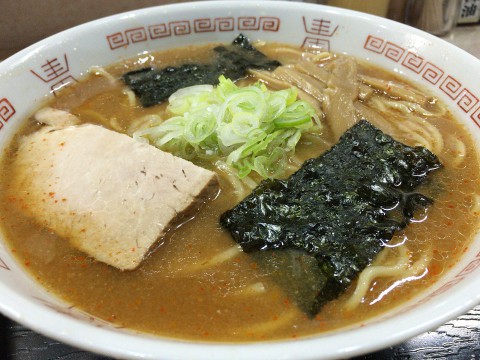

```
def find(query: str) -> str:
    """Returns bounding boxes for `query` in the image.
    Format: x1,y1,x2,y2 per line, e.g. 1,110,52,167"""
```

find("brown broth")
0,43,479,342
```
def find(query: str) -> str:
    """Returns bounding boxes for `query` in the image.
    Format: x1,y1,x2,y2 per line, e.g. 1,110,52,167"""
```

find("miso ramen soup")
0,41,479,342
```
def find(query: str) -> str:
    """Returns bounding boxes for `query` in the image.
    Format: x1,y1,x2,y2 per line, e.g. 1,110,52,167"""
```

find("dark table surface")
1,305,479,360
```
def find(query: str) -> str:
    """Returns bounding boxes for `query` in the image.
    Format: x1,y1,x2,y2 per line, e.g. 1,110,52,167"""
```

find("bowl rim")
0,1,479,359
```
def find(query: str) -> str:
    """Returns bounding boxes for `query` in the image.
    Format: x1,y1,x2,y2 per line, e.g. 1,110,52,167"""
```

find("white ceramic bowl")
1,2,479,359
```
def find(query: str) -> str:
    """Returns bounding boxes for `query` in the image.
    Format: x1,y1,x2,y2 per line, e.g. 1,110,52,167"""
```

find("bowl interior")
0,2,479,359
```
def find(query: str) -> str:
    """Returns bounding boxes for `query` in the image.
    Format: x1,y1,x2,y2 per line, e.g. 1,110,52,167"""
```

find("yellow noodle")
470,194,480,215
235,282,267,296
173,245,243,275
248,69,324,117
248,69,291,90
128,114,163,136
394,119,434,151
199,245,243,267
345,246,410,310
109,117,123,132
272,67,326,101
231,308,300,335
241,175,259,190
360,74,429,104
294,61,330,84
274,47,331,63
416,118,444,154
395,116,443,154
270,47,318,64
289,154,303,167
214,161,251,201
76,109,109,126
370,248,432,306
88,66,117,84
122,88,137,107
445,135,467,168
300,132,333,149
358,83,375,101
354,101,398,135
346,246,432,310
311,52,333,62
369,96,389,113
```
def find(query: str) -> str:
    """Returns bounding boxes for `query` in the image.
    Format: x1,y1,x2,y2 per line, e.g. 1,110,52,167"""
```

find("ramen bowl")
0,1,479,359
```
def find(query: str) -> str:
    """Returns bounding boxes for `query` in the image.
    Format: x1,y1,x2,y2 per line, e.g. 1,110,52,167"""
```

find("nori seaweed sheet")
122,34,281,107
220,120,442,316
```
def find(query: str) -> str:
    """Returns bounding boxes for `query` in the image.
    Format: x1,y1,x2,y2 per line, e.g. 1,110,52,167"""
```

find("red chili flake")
429,263,442,276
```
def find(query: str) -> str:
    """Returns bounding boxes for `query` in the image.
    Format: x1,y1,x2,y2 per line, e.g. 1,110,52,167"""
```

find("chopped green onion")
133,75,321,179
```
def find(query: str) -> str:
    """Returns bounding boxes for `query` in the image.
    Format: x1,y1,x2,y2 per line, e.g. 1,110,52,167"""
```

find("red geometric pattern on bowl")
402,52,425,74
32,296,125,330
421,62,444,85
0,255,10,271
364,35,480,128
193,17,235,32
471,106,480,127
458,89,479,113
125,27,148,43
458,257,480,277
30,54,78,95
0,98,15,125
414,250,480,306
147,20,191,39
238,17,280,31
384,42,405,62
106,16,280,50
302,37,331,50
439,75,462,100
301,16,338,51
428,277,465,298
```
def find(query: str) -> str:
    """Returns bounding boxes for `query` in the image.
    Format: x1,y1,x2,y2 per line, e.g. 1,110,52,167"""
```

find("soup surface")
1,42,479,342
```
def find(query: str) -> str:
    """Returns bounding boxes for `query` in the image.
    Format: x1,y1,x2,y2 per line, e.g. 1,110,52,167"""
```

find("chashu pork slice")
11,123,219,270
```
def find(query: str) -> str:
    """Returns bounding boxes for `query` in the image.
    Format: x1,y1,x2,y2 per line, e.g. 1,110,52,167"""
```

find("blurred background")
1,0,479,60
